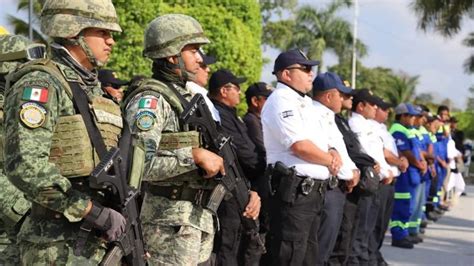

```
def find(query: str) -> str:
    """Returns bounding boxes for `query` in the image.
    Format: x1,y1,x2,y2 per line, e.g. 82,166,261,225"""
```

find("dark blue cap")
395,103,420,116
272,49,319,74
208,68,247,93
312,72,353,95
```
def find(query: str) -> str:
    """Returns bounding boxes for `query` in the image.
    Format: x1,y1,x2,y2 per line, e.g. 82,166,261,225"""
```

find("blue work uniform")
389,123,421,240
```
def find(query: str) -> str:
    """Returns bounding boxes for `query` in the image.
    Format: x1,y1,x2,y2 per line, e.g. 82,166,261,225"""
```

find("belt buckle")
328,176,339,189
301,177,314,195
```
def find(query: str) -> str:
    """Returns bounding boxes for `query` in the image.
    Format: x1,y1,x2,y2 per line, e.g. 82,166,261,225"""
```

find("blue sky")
261,0,474,110
1,0,473,109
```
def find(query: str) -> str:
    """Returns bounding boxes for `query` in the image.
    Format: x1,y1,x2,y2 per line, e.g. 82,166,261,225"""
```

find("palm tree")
383,73,419,105
264,0,367,73
7,0,46,42
411,0,473,37
463,32,474,74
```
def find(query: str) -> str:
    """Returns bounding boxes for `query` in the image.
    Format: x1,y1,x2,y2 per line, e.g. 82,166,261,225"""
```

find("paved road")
381,185,474,265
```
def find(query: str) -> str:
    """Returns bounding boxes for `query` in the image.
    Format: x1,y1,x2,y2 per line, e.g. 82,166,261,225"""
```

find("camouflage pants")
141,194,215,265
18,217,107,265
0,229,21,266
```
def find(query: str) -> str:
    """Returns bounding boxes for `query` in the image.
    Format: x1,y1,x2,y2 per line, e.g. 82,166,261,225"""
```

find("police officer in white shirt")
312,72,360,265
369,97,409,266
348,89,394,265
185,49,221,122
262,50,342,266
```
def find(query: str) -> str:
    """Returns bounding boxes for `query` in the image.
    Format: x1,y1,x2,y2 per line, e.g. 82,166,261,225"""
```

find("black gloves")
85,203,126,241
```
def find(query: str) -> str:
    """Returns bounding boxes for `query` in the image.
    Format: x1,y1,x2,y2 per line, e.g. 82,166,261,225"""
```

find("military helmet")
0,35,31,74
143,14,210,59
40,0,122,38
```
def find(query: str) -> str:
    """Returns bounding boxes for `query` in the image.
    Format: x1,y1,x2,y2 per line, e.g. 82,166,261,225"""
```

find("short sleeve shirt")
262,83,330,180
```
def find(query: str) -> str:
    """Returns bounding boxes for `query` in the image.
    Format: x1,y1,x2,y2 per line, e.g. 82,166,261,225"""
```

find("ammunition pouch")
145,183,213,207
267,161,328,204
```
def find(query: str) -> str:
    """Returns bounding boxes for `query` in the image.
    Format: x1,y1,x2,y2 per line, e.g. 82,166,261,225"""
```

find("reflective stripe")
408,219,421,228
412,128,424,141
389,220,409,229
429,132,437,143
394,192,411,199
389,123,415,138
437,191,442,196
433,196,439,203
422,206,426,211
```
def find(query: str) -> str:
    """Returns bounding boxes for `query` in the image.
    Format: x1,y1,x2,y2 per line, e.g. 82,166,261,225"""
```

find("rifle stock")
90,147,147,266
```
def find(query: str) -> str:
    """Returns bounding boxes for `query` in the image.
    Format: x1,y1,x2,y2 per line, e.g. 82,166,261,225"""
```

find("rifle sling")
69,81,108,160
68,81,108,255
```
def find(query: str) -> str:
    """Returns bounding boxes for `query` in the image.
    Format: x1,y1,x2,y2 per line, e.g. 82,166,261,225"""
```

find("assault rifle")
90,147,147,266
180,93,266,253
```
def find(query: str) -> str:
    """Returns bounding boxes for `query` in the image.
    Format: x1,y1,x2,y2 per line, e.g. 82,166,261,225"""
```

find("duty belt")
296,175,328,195
145,183,213,206
30,202,64,220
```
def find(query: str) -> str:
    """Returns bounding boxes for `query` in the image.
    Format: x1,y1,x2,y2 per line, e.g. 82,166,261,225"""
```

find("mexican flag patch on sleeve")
22,87,49,103
138,97,158,109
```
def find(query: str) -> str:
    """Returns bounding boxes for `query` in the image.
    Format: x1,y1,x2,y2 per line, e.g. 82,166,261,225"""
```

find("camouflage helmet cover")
143,14,210,59
0,35,31,74
40,0,122,38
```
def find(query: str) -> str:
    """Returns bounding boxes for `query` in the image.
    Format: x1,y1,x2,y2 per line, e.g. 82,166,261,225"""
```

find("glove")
85,203,127,241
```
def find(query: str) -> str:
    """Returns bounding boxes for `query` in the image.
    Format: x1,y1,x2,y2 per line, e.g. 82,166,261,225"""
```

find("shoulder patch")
138,97,158,109
22,86,49,103
20,102,47,128
135,110,156,131
281,110,294,119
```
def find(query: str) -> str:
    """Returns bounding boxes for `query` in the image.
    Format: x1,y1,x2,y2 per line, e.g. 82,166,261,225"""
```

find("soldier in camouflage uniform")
123,14,260,265
0,33,34,266
3,0,127,264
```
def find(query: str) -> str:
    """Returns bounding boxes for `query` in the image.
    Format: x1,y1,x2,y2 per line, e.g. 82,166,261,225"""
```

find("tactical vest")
123,78,200,151
8,58,122,178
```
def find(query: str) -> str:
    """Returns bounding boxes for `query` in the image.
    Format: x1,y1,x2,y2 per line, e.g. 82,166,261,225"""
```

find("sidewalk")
381,185,474,265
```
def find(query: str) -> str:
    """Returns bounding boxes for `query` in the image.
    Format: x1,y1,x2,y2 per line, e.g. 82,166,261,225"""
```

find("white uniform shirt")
447,136,461,169
373,121,401,177
349,112,392,179
313,101,356,180
186,81,221,122
262,83,330,180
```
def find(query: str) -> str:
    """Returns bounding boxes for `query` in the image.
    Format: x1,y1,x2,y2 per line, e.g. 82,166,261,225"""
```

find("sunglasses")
285,65,312,73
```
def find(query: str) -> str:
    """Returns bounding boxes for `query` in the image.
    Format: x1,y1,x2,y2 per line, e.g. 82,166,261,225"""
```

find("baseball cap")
312,72,353,95
374,96,394,110
208,68,247,93
394,103,420,116
272,49,319,74
245,82,273,102
98,69,129,88
198,49,216,66
352,89,379,107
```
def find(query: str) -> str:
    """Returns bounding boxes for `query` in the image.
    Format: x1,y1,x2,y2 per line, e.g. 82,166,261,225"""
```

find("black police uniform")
212,100,266,266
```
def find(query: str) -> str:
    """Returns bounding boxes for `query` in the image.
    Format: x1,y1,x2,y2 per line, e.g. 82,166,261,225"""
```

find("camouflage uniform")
0,34,34,266
123,14,216,265
3,1,123,264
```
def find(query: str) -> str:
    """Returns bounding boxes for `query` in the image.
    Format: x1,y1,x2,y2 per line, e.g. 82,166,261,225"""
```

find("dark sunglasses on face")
285,65,312,73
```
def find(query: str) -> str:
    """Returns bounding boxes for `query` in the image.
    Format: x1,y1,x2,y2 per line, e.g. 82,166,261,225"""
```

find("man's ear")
251,96,259,107
166,55,178,64
219,87,227,98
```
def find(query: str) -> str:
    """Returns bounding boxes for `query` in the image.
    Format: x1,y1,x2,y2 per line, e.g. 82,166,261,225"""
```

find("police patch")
135,111,156,131
20,102,47,128
281,110,294,118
